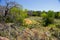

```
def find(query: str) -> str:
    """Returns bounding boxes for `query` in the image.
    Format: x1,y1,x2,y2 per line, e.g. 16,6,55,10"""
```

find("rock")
0,36,9,40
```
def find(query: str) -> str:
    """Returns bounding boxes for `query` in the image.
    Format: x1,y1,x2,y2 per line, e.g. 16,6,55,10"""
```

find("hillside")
0,0,60,40
0,17,60,40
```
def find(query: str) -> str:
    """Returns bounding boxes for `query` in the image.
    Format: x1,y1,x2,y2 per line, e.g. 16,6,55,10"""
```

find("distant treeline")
28,10,60,19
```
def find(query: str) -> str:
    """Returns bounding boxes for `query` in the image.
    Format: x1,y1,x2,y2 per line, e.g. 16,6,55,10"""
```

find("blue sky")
1,0,60,11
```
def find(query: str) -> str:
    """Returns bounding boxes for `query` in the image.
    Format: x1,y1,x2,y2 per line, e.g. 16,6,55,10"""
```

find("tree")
4,0,21,17
9,7,28,24
23,9,28,18
0,0,22,22
41,13,47,18
0,0,21,17
55,12,60,19
32,11,40,16
36,11,41,16
41,12,48,26
47,10,55,18
41,10,55,26
42,10,46,14
32,11,37,16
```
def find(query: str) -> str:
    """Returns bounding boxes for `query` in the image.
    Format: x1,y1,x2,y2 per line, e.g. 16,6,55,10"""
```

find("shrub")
55,12,60,19
9,7,28,25
41,11,55,26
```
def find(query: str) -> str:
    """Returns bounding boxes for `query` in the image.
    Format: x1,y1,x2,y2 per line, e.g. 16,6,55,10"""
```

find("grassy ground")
0,16,60,40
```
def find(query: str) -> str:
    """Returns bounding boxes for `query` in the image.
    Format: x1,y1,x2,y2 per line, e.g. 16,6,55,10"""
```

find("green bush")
41,11,55,26
9,7,28,24
55,12,60,19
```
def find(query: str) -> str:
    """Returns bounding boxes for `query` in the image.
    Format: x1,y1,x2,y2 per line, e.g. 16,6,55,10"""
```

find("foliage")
47,10,55,18
41,13,47,18
32,11,41,16
55,12,60,19
9,7,28,24
0,0,60,40
50,27,60,40
41,10,55,26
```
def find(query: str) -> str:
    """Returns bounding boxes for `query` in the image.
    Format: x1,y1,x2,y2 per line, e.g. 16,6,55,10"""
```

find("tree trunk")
5,10,8,17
